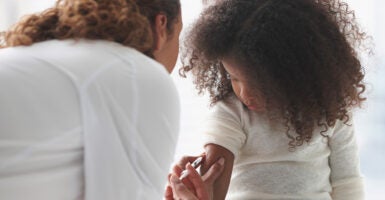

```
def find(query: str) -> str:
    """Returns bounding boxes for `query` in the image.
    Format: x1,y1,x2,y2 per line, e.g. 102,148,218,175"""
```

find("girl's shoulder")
212,95,247,117
211,95,266,128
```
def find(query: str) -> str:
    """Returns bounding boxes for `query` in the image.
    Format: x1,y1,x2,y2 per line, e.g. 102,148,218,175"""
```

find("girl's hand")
164,156,225,200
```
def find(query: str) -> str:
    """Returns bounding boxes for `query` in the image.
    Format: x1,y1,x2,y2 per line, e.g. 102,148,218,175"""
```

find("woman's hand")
164,155,225,200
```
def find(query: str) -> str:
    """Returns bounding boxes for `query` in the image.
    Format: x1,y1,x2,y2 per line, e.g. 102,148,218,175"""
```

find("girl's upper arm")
201,143,235,200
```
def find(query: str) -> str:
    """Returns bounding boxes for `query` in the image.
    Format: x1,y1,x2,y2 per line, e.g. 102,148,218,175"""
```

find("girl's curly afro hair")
181,0,368,149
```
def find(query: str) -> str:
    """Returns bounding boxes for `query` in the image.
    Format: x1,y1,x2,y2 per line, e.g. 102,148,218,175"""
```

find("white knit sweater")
201,96,364,200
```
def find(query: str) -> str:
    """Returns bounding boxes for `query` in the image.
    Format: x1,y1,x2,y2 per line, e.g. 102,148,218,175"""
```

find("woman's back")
0,39,180,200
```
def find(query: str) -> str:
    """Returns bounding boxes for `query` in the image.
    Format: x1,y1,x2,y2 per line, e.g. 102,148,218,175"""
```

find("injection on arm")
179,156,203,180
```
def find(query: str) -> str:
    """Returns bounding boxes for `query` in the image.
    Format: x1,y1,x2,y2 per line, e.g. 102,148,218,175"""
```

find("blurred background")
1,0,384,199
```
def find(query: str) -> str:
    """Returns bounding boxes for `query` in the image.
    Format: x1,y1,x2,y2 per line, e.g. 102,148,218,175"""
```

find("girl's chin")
244,104,265,112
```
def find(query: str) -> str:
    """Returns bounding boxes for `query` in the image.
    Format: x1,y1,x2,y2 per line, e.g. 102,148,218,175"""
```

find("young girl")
180,0,368,199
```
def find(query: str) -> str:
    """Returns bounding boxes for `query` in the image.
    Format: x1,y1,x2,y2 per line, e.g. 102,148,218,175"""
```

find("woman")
0,0,188,199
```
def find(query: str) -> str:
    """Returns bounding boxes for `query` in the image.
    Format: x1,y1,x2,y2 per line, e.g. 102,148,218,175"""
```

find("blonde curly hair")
1,0,180,55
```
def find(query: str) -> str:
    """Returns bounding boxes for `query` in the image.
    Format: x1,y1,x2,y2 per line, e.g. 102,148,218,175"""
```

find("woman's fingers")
164,185,174,200
172,164,195,193
202,157,225,185
187,157,225,199
167,157,225,200
170,174,197,200
172,164,183,176
177,154,204,169
166,153,216,200
184,163,210,199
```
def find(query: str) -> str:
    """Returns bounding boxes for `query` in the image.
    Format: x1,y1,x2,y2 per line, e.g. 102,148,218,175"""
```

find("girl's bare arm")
201,143,235,200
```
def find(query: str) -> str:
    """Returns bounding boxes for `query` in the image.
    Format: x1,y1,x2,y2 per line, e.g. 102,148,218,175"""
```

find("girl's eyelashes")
226,73,239,81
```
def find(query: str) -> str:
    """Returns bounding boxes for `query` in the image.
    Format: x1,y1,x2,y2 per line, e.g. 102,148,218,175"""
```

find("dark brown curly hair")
0,0,180,56
181,0,368,149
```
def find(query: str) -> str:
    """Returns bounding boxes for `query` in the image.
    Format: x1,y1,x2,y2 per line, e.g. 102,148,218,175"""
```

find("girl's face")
222,58,266,112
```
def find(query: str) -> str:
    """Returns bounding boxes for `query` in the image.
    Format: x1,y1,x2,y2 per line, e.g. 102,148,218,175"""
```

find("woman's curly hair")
0,0,180,56
181,0,369,149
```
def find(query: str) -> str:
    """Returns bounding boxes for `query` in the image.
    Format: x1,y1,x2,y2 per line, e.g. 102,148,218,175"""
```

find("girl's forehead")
222,58,259,83
221,58,244,74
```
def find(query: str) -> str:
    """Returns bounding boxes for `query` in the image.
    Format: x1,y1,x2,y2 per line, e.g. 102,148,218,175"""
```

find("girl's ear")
153,13,168,51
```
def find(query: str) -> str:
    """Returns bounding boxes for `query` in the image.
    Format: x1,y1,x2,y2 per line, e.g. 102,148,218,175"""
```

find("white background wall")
1,0,384,199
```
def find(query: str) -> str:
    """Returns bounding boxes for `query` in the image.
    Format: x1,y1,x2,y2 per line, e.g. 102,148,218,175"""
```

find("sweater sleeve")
329,117,365,200
200,97,247,157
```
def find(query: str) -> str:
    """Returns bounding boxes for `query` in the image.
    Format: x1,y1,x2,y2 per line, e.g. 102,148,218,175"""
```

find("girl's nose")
240,86,252,101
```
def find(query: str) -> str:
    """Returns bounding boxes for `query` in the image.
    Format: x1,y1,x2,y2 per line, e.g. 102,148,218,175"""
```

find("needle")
179,156,203,180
